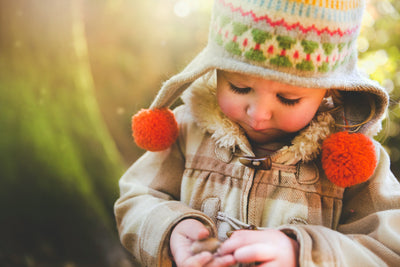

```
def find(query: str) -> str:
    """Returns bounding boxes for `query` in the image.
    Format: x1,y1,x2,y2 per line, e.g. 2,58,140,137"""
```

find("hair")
327,89,377,133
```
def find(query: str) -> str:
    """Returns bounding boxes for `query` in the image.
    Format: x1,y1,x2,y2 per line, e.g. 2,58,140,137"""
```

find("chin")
247,134,280,144
247,131,293,144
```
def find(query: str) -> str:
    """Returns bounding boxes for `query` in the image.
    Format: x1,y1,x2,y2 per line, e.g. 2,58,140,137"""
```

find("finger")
218,230,253,255
176,219,210,240
181,251,214,267
233,243,275,263
205,254,236,267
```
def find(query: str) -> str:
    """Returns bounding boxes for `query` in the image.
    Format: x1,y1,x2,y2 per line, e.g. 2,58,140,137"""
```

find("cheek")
217,92,243,120
278,107,318,132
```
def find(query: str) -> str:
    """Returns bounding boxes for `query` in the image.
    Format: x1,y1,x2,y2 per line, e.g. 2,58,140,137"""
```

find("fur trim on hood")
182,75,251,154
181,75,336,164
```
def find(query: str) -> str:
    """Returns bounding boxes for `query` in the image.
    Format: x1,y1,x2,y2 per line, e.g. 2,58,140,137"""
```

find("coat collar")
181,77,336,164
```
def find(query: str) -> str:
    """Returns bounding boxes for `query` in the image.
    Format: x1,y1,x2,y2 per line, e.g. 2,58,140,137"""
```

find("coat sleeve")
280,142,400,266
114,106,216,266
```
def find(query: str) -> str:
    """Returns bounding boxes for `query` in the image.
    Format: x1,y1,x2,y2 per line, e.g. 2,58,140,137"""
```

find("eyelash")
277,95,300,106
229,83,251,94
229,83,300,106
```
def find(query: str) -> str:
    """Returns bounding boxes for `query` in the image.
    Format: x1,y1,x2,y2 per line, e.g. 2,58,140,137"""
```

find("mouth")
239,121,279,136
246,123,273,133
245,123,284,136
241,120,272,132
251,127,271,133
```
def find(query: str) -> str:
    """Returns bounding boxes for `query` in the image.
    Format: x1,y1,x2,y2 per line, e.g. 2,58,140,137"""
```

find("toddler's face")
216,71,327,144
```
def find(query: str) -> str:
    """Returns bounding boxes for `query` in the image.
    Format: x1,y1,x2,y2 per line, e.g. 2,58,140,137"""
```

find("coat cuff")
140,200,217,266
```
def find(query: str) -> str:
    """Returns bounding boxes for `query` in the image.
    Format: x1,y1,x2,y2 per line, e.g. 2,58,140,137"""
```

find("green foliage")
358,0,400,178
0,0,127,265
0,65,125,266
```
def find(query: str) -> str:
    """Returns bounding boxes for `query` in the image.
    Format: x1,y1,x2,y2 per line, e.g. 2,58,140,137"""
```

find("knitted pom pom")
132,108,178,151
321,132,377,188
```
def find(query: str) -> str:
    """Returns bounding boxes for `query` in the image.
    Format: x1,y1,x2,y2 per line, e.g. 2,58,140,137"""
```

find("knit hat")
132,0,388,154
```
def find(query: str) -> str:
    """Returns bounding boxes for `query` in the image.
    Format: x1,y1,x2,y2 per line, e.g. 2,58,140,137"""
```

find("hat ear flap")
132,108,178,151
321,132,377,187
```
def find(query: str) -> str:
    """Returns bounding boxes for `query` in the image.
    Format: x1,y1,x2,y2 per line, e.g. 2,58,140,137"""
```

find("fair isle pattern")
224,0,363,23
289,0,362,10
218,0,362,35
211,0,362,75
232,0,363,11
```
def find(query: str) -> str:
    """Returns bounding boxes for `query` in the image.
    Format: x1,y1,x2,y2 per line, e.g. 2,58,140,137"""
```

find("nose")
246,99,272,129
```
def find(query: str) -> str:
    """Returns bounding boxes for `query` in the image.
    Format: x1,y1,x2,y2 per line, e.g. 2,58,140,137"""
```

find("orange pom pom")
321,132,377,187
132,108,178,151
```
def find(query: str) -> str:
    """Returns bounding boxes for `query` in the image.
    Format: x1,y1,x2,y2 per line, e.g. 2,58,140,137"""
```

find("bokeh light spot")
174,1,191,18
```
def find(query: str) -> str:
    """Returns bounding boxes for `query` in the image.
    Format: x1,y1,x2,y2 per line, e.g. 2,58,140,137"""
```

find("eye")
229,83,251,94
277,94,300,106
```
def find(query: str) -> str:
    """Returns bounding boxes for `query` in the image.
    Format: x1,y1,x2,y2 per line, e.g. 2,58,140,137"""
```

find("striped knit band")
210,0,364,76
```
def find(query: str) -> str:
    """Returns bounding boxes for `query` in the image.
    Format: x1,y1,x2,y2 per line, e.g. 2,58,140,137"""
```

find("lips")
251,127,271,133
244,122,273,133
237,120,286,143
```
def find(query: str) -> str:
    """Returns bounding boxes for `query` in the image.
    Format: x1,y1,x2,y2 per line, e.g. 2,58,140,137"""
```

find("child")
115,0,400,266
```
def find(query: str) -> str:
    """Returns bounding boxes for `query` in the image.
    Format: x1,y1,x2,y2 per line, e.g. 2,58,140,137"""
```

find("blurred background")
0,0,398,266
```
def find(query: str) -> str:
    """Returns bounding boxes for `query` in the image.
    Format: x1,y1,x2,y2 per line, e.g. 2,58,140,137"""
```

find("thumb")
170,219,212,266
176,219,211,240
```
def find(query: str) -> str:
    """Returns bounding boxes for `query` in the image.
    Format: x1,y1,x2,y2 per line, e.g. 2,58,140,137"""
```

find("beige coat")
114,82,400,266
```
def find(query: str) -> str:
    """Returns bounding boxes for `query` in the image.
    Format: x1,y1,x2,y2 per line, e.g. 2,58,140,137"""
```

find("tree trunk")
0,0,132,265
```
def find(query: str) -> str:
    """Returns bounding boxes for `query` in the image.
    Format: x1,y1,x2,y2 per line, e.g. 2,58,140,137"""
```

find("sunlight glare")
357,36,369,53
174,0,191,17
361,10,375,28
358,49,389,75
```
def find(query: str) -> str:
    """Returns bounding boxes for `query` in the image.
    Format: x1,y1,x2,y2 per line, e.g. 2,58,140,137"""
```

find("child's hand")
170,219,235,267
218,229,299,267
